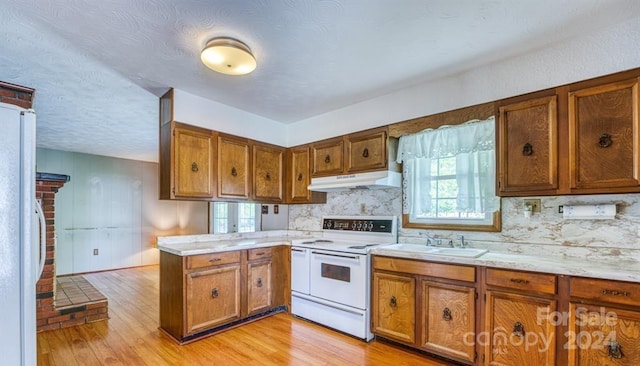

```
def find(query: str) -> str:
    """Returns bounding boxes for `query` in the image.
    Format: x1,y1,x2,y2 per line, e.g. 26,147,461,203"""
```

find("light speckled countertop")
371,246,640,283
157,231,640,283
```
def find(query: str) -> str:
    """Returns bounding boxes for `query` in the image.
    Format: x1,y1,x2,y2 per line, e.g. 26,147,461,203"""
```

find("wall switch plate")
93,248,99,255
274,205,279,214
261,205,268,214
524,199,541,213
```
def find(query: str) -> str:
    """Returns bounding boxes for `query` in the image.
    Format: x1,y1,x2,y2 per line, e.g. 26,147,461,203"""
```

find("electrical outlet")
274,204,279,214
524,199,541,213
261,205,268,214
93,248,99,255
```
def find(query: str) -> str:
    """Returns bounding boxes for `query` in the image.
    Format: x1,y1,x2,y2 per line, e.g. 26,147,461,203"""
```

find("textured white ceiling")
1,0,640,162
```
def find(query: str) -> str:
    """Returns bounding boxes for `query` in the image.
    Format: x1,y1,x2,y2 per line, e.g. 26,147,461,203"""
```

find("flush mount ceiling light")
200,37,257,76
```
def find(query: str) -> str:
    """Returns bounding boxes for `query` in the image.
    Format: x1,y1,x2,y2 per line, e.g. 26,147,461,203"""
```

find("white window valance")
397,116,500,219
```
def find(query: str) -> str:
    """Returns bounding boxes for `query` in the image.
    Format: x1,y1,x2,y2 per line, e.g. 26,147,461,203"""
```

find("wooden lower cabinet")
421,280,475,364
186,264,240,334
372,272,416,343
484,290,556,366
159,246,289,342
567,303,640,366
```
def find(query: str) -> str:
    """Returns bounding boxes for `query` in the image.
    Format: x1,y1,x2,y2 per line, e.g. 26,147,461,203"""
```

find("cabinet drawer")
187,251,241,269
486,268,556,295
247,247,272,261
570,277,640,307
373,256,475,283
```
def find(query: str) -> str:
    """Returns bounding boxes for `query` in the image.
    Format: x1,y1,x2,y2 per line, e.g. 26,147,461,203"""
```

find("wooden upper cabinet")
498,95,558,196
312,137,344,177
252,143,283,202
347,127,388,172
288,146,311,202
568,78,640,191
218,134,251,200
159,122,214,200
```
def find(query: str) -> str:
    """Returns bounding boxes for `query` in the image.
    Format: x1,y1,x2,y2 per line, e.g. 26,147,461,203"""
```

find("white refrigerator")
0,101,45,365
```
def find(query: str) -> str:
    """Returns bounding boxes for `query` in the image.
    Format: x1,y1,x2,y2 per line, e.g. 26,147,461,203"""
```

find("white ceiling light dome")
200,37,257,76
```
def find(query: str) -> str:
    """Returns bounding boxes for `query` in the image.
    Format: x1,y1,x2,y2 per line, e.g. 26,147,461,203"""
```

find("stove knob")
368,223,374,231
351,222,357,230
326,221,332,229
357,222,363,230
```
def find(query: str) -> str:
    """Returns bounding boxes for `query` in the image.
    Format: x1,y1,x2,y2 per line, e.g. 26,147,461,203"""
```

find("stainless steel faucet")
458,234,468,248
423,233,437,246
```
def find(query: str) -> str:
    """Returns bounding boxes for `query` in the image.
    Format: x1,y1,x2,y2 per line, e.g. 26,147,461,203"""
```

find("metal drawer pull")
602,289,630,297
209,258,222,262
513,322,525,337
255,252,265,256
212,288,219,298
324,154,331,163
265,172,271,180
362,148,369,158
599,133,612,148
257,278,263,288
231,167,238,176
522,143,533,156
607,340,623,359
510,278,530,284
297,173,303,181
389,296,397,308
442,307,452,321
191,162,199,172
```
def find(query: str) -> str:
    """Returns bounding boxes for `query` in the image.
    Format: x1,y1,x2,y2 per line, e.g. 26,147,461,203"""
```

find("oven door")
309,249,367,309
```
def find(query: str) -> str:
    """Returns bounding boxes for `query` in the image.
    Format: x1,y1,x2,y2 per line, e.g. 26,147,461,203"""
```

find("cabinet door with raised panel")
484,290,556,366
567,303,640,366
372,272,416,344
288,146,312,202
311,137,344,177
186,264,241,334
569,78,640,190
218,134,251,199
421,280,475,364
497,95,558,196
253,143,283,202
247,260,272,315
174,124,214,198
347,128,387,173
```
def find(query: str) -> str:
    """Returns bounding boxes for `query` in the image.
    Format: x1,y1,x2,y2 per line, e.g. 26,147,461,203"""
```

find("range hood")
307,170,402,192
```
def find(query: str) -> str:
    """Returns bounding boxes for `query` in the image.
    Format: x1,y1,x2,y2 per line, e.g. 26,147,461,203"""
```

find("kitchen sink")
381,243,488,258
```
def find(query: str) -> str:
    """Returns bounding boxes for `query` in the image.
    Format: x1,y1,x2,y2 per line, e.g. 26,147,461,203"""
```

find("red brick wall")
0,81,34,109
35,179,66,330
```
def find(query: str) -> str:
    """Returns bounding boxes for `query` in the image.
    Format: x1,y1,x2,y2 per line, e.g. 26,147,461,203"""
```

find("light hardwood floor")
37,266,455,365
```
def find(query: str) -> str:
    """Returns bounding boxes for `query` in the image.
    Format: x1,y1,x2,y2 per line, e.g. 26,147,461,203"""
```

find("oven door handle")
311,251,360,260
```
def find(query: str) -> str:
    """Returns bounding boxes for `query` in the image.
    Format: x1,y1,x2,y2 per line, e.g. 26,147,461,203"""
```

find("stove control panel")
322,218,394,233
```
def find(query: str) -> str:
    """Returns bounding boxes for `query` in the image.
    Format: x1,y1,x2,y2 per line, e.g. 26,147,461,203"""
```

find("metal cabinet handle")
510,278,530,285
257,278,263,288
607,340,623,359
231,167,237,176
602,289,630,297
362,148,369,158
324,155,331,163
212,288,219,298
522,143,533,156
255,252,265,256
209,257,222,262
442,307,452,321
297,173,303,181
599,133,612,148
389,296,397,308
265,172,271,181
513,321,525,337
191,162,199,172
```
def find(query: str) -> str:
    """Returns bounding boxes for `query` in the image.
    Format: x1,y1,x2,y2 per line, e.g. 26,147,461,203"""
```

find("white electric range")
290,216,397,341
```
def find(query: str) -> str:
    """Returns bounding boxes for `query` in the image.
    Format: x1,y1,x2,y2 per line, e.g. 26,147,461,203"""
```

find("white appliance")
291,216,397,341
0,102,44,365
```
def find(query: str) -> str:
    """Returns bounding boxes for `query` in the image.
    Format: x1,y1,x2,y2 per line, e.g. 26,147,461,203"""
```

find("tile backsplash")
288,188,640,262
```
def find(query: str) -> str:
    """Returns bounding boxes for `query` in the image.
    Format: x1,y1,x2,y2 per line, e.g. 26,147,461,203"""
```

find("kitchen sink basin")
381,244,488,258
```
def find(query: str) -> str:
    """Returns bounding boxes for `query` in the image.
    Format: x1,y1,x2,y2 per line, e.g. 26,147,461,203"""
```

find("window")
397,117,500,231
209,202,260,233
